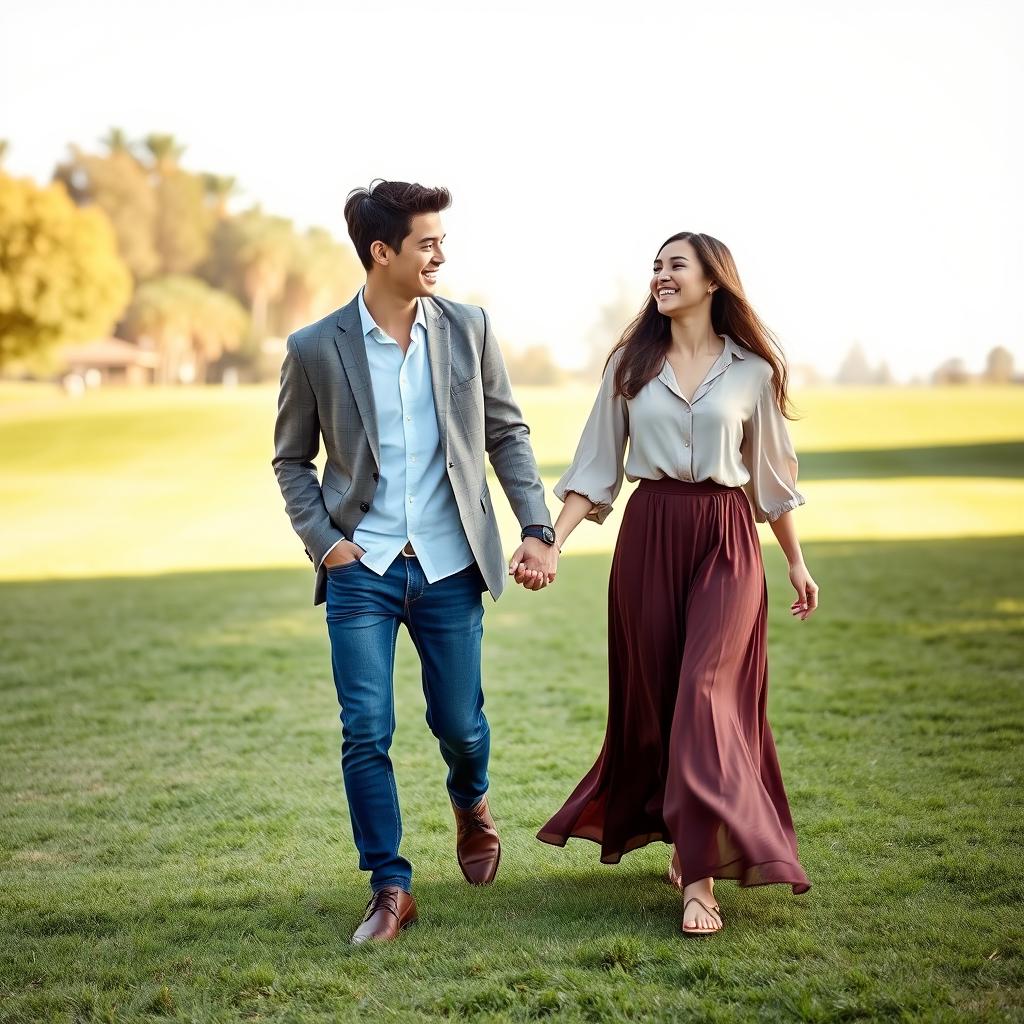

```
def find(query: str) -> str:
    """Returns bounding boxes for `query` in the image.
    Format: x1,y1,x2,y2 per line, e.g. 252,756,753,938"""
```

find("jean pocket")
326,558,362,574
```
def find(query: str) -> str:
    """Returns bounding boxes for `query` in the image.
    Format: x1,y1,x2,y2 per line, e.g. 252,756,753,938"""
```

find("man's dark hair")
343,179,452,271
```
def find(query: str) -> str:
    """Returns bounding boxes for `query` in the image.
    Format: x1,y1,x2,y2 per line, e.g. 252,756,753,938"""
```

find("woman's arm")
511,354,628,589
768,510,819,620
553,491,600,550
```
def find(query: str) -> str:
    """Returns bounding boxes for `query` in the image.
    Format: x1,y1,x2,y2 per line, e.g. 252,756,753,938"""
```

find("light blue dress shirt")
330,287,475,582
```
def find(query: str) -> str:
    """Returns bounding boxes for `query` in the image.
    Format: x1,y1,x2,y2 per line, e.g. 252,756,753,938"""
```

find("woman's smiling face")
651,238,714,313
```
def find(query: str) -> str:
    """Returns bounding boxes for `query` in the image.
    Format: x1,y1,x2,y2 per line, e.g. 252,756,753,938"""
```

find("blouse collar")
657,333,746,405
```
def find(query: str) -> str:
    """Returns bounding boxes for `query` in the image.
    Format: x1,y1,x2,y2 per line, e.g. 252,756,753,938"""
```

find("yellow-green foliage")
0,173,132,367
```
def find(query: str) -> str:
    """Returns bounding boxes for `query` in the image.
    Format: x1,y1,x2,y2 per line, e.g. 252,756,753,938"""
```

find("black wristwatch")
521,525,557,546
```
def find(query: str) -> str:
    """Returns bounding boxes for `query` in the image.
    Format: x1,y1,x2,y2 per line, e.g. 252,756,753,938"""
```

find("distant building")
984,346,1014,384
836,342,885,385
932,358,970,385
930,347,1020,386
58,337,159,387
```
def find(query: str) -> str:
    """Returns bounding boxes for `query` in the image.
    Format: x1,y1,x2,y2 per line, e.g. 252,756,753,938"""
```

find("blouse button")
684,441,690,447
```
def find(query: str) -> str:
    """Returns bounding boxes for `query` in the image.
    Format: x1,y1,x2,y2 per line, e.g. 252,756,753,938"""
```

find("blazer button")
372,472,379,482
359,501,370,512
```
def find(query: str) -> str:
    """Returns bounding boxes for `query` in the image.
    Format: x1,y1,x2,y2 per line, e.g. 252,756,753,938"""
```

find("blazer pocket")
321,480,349,499
450,373,479,395
321,480,350,519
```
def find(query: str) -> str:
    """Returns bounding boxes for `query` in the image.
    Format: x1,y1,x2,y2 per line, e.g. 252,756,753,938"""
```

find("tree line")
0,132,363,382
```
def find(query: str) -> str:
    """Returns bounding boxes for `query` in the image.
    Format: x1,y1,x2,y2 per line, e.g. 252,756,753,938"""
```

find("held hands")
508,537,559,591
323,540,365,568
789,561,819,620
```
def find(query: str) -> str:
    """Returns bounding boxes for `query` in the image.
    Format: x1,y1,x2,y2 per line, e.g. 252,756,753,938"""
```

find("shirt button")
405,415,411,421
359,501,370,512
684,441,690,448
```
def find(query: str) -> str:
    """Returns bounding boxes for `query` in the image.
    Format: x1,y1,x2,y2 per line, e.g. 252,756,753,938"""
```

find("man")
272,180,559,944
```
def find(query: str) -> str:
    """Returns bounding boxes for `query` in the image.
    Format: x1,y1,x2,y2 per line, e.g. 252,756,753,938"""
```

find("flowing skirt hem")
536,827,811,895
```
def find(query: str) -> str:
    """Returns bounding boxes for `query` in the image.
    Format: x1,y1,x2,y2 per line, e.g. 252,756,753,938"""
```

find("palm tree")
201,173,237,220
278,227,361,334
100,127,133,157
143,133,185,175
190,284,248,382
121,276,193,384
205,208,294,340
122,275,247,384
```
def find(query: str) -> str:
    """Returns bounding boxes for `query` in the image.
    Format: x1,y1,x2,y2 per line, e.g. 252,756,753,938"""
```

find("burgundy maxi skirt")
537,477,810,894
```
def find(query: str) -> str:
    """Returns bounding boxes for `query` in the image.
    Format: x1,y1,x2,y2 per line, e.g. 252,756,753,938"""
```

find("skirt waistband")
637,476,739,497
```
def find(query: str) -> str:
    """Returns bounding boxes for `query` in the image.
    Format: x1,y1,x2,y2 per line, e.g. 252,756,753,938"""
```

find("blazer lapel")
425,298,451,455
333,294,381,469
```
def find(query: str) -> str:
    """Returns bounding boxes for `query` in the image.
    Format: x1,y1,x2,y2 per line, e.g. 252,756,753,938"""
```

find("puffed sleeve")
740,375,805,523
553,352,629,525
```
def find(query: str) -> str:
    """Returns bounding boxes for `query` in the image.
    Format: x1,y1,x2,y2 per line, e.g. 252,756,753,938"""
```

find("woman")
534,232,817,936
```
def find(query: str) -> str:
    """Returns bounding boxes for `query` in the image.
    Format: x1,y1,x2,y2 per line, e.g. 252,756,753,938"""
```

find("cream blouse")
554,334,805,525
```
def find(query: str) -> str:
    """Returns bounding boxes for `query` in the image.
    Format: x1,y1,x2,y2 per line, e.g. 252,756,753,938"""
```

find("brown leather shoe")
351,886,418,944
452,795,501,885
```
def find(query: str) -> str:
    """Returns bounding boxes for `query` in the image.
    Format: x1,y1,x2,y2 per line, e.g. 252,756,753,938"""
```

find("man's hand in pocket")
324,540,365,568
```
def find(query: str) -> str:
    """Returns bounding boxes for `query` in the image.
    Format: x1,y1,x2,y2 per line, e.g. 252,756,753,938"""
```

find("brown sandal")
680,896,724,937
665,861,721,915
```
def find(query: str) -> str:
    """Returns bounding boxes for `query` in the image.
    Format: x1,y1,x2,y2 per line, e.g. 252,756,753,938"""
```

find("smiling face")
372,211,446,300
651,238,715,314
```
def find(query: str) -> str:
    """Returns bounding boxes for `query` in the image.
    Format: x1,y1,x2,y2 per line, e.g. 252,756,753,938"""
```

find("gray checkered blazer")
272,292,553,605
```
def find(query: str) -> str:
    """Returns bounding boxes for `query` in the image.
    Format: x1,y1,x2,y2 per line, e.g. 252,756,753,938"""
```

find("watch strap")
521,524,555,546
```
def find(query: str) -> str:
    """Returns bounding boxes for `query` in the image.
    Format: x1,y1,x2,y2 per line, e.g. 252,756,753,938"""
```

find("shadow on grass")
19,867,709,944
2,534,1022,658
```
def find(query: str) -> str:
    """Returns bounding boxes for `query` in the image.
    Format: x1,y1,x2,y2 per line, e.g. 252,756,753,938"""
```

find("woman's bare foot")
667,850,717,906
667,849,683,889
681,876,723,935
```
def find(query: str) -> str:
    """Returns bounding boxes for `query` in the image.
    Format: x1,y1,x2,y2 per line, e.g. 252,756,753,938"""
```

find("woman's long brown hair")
608,232,794,418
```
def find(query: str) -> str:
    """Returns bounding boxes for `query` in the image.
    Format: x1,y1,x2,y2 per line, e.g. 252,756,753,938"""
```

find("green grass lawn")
1,384,1022,579
1,383,1023,1022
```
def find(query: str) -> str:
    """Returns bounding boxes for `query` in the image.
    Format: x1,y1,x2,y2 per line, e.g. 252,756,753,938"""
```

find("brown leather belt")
402,541,416,558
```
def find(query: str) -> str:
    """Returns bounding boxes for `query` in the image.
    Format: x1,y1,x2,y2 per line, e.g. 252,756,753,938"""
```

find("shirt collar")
722,334,746,360
656,333,746,404
357,287,427,344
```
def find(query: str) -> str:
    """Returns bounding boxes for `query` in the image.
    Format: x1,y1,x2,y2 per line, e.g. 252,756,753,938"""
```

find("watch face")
542,527,555,544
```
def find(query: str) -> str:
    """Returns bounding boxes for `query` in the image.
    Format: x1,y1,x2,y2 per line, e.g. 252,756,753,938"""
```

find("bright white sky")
2,0,1021,381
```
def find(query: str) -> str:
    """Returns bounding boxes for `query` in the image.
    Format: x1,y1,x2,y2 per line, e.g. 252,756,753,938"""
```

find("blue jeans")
325,553,489,893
